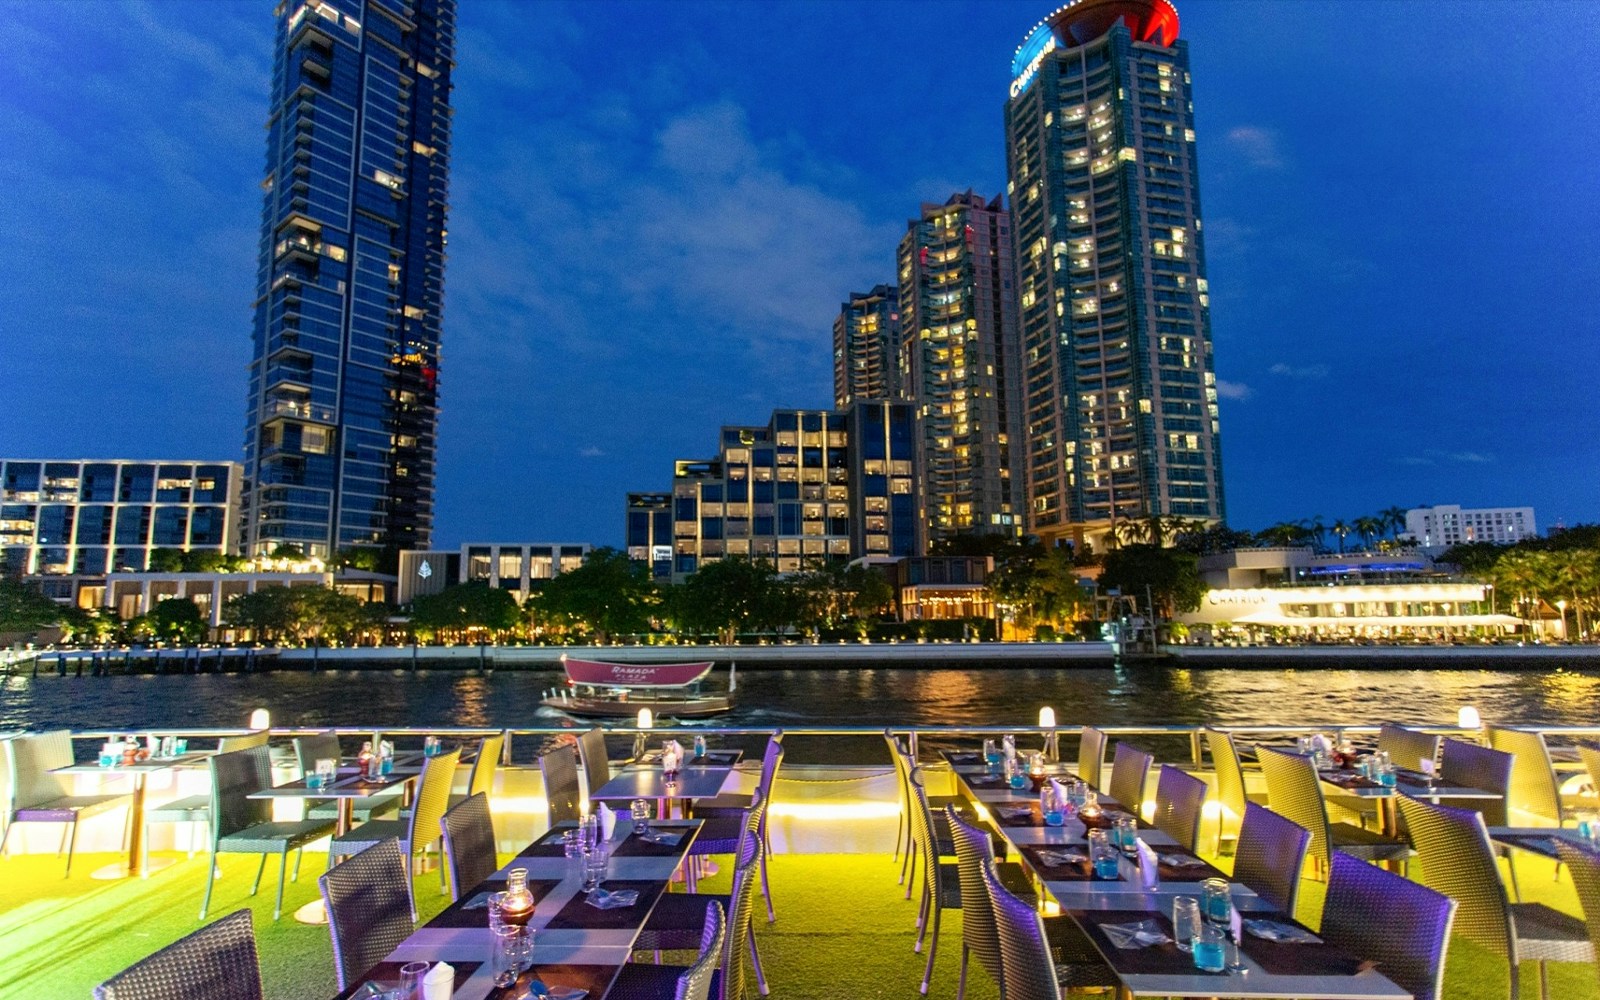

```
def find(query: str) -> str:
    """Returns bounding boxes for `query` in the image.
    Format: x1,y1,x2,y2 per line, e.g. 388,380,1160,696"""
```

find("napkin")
423,961,454,1000
639,829,683,846
1036,849,1087,867
586,887,639,909
1157,853,1208,869
1135,838,1160,890
1100,919,1172,949
1243,918,1321,944
598,802,617,840
998,806,1034,822
460,891,490,910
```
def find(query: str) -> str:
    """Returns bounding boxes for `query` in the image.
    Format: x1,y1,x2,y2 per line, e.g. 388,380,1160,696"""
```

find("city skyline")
3,0,1596,551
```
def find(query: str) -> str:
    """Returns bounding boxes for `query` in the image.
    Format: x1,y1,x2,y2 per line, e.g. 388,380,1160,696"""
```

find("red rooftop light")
1019,0,1180,60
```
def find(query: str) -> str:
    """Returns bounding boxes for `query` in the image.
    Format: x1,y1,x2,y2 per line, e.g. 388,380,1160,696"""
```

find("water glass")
316,758,337,787
1041,785,1066,826
423,736,441,757
1068,779,1087,808
399,961,430,999
1172,896,1203,953
1201,878,1232,924
1114,815,1139,854
630,798,652,833
491,925,522,988
174,738,188,755
1005,756,1027,789
1087,830,1119,879
1192,924,1227,972
983,738,1001,766
562,830,582,859
582,845,609,892
1577,811,1599,848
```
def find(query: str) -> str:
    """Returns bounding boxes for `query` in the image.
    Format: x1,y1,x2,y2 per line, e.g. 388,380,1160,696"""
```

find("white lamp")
637,708,654,730
248,708,270,731
1457,706,1481,730
1039,706,1058,761
1038,707,1056,729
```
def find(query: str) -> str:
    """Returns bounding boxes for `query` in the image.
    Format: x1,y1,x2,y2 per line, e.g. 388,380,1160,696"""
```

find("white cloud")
1225,125,1285,170
579,446,605,458
1215,380,1253,400
1269,363,1330,379
1396,450,1495,467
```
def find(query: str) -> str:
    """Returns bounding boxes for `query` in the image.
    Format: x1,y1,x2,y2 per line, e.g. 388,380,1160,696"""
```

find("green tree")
0,578,64,634
1098,544,1206,628
1352,515,1384,551
532,548,656,643
1492,550,1555,635
151,598,207,644
333,547,381,572
147,547,186,572
180,550,244,573
1173,522,1255,556
1379,506,1409,541
57,605,116,645
410,582,521,641
792,560,894,637
669,557,792,644
222,586,297,642
1330,519,1351,554
989,540,1090,633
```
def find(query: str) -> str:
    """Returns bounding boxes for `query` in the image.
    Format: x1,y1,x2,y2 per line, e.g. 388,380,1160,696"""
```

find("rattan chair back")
1152,764,1207,852
1577,744,1600,802
674,900,727,1000
1205,728,1248,824
1232,801,1310,915
907,766,941,905
467,732,504,799
93,908,263,1000
753,733,785,836
1487,726,1565,825
1377,724,1443,774
210,745,273,842
722,838,765,1000
439,792,497,900
1557,841,1600,963
218,731,270,753
984,856,1061,1000
946,805,1004,992
293,733,342,777
539,744,583,826
1396,796,1515,962
577,727,610,807
404,746,460,856
1108,742,1153,817
7,730,71,809
1440,738,1514,827
1257,745,1336,868
1078,726,1108,790
1322,851,1456,1000
319,837,414,989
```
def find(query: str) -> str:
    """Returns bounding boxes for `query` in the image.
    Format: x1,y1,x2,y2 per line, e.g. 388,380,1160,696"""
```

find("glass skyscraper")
242,0,455,562
832,285,902,409
1005,0,1224,551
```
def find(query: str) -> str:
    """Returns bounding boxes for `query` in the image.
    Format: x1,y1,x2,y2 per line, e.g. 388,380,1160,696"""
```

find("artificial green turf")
0,847,1594,999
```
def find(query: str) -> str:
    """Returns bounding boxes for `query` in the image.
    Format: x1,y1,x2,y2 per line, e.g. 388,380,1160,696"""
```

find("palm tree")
1352,516,1384,551
1379,506,1409,541
1256,522,1305,548
1550,549,1599,642
1331,520,1351,554
1493,550,1555,636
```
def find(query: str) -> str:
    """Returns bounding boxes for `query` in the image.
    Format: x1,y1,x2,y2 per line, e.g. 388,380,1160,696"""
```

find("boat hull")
540,694,733,719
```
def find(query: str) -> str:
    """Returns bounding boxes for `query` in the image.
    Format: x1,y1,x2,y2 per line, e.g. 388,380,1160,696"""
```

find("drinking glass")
582,845,609,892
174,738,188,755
1087,830,1119,879
1192,924,1227,972
1040,785,1066,826
1418,757,1437,789
562,830,582,859
983,738,1001,766
630,798,652,834
399,961,430,999
491,925,521,988
1005,756,1027,789
423,736,441,757
1576,810,1599,848
1068,780,1087,808
1114,815,1139,854
316,758,337,787
1172,896,1202,953
1201,878,1232,924
487,891,509,932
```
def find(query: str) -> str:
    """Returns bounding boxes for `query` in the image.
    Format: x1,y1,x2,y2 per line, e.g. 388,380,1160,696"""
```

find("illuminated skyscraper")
1005,0,1224,550
832,285,902,409
242,0,455,562
897,192,1023,549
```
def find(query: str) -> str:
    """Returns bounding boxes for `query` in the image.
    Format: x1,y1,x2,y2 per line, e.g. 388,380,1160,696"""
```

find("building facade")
1004,0,1224,550
625,493,674,582
397,543,591,604
897,191,1024,548
1405,504,1537,554
643,402,918,582
242,0,456,561
0,459,243,584
832,284,902,408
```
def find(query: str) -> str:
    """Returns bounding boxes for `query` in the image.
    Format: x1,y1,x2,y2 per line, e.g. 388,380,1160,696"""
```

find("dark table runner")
1023,845,1225,883
336,960,482,999
1495,832,1573,859
1318,769,1384,791
427,879,563,929
689,750,741,766
543,879,663,931
519,827,574,858
995,802,1043,827
613,828,691,857
946,751,983,765
1078,807,1141,831
1075,909,1370,979
488,963,619,1000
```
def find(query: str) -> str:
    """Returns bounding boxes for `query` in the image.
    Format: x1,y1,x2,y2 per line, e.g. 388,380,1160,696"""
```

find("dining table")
329,817,703,1000
943,749,1412,1000
1314,762,1503,837
53,749,213,880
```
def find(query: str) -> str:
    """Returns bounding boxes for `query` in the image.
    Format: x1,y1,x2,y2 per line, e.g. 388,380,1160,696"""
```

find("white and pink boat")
540,655,735,718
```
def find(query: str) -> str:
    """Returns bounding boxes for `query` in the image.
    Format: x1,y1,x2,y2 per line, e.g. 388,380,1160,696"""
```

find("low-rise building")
1404,504,1536,554
397,543,592,605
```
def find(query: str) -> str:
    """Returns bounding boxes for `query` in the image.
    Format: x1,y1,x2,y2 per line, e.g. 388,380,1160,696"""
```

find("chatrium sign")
1010,22,1058,98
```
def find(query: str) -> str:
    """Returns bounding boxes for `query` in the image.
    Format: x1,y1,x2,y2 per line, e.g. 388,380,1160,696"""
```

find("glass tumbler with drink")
631,798,653,834
1087,829,1119,879
1172,896,1202,953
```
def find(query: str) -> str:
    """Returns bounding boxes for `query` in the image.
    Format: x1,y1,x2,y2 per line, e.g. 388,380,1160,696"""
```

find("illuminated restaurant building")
1004,0,1225,551
241,0,456,561
897,192,1024,549
832,285,902,408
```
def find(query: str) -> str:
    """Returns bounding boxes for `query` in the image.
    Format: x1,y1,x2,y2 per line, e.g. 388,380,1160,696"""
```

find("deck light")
248,708,270,731
1039,707,1058,760
1457,706,1481,730
637,708,653,730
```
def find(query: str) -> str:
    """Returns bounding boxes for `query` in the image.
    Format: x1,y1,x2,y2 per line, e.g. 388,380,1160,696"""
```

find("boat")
539,655,735,718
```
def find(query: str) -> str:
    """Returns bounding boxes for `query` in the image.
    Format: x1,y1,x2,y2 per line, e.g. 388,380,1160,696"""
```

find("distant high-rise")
242,0,455,561
832,285,902,408
897,192,1023,549
1004,0,1224,550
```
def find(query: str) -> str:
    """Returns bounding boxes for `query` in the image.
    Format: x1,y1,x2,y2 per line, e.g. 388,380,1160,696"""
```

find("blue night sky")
2,0,1596,548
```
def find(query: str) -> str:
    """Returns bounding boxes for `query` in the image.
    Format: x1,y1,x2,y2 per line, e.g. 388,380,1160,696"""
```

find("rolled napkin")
423,960,454,1000
1242,918,1321,944
1100,919,1171,950
598,802,617,840
1135,838,1160,890
586,887,640,910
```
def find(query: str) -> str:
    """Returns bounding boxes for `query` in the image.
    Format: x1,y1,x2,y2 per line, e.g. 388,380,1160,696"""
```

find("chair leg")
64,819,80,878
57,822,70,858
200,855,219,919
893,806,904,864
273,852,289,920
748,924,768,996
0,819,13,860
760,850,775,923
251,854,268,895
1539,960,1549,1000
957,944,970,1000
1507,853,1523,902
291,847,303,882
904,842,918,900
920,905,941,994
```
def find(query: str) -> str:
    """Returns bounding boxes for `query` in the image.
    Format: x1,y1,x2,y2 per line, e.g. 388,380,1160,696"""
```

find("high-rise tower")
242,0,455,562
897,192,1023,549
1005,0,1223,551
832,285,902,409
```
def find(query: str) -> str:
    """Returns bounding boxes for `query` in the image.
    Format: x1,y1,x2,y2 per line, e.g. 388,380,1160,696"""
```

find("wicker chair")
1204,728,1268,854
885,731,959,895
1077,726,1108,791
451,731,504,807
1231,801,1310,916
326,747,459,921
1378,724,1443,773
693,735,783,921
1399,796,1593,1000
539,744,584,827
1579,744,1600,800
1321,851,1456,1000
713,837,766,1000
219,731,270,753
985,859,1063,1000
142,732,267,858
908,766,961,995
606,901,729,1000
319,837,414,991
1440,738,1524,899
675,900,727,1000
1256,745,1410,875
1151,765,1207,853
578,726,612,810
93,908,263,1000
1555,840,1600,975
1,729,132,878
439,791,497,900
1487,726,1585,827
199,744,335,920
1106,743,1152,819
945,806,1005,1000
292,733,401,824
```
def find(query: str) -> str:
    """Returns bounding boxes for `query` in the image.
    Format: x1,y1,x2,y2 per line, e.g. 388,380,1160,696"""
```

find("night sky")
2,0,1596,548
